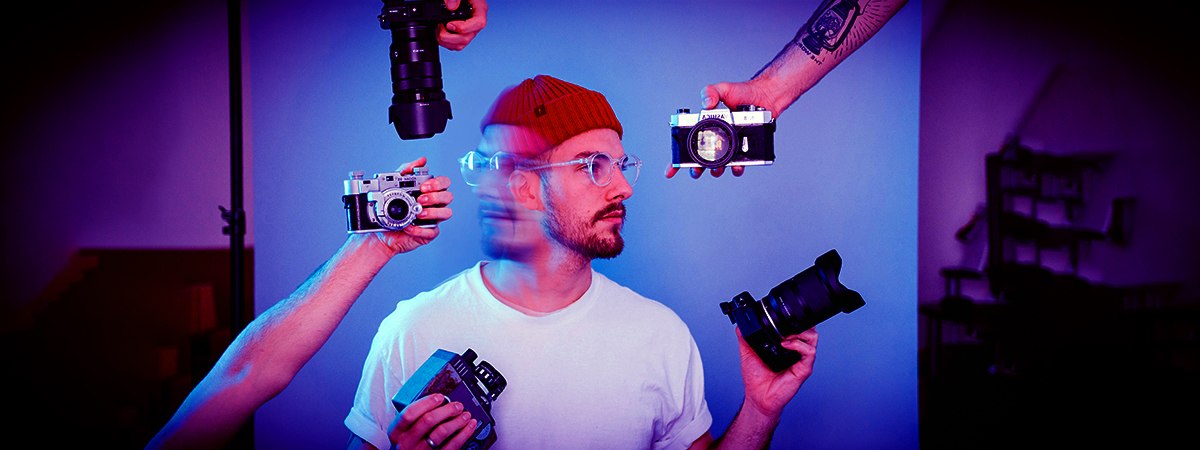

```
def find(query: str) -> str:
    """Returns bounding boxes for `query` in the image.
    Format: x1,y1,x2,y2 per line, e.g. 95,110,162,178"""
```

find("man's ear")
508,170,545,211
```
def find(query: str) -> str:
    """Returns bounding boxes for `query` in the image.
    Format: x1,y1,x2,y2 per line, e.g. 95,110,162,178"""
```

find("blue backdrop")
250,1,920,448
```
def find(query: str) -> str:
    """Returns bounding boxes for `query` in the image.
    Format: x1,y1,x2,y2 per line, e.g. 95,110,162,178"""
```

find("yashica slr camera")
721,250,864,372
671,106,775,169
393,349,506,450
343,167,437,233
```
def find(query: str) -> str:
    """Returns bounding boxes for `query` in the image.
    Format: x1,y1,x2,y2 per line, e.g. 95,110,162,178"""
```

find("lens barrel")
380,0,472,140
685,118,738,168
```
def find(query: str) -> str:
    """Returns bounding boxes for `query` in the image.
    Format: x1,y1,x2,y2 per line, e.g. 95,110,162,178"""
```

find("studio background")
250,0,919,449
6,0,1198,448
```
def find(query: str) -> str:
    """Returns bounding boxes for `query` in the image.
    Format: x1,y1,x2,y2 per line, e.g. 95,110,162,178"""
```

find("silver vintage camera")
343,167,437,233
671,106,775,169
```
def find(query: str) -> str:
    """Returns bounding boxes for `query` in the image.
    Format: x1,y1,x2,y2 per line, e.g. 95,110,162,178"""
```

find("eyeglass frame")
518,151,642,187
460,150,642,187
459,150,519,187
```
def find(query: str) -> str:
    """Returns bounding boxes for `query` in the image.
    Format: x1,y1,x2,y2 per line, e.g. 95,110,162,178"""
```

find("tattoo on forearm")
792,0,900,64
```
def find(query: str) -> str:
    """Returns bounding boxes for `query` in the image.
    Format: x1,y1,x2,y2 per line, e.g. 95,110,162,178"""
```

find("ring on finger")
425,436,440,449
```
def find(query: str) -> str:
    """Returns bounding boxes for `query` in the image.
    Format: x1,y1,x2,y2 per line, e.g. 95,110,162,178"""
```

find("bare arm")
146,159,453,450
690,328,819,450
707,0,909,117
670,0,909,179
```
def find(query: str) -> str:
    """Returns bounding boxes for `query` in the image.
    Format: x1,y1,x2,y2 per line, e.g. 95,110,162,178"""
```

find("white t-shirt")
345,262,712,450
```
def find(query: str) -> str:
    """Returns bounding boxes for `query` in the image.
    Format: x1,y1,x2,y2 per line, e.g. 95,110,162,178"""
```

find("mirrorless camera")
720,250,864,372
671,106,775,169
393,349,506,450
379,0,474,140
343,167,437,233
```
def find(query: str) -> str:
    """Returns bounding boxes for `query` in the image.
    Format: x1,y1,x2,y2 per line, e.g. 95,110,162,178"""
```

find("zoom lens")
765,250,864,337
380,0,473,140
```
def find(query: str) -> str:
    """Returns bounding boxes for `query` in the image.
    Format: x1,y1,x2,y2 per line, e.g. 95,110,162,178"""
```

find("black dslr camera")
671,106,775,169
343,167,437,233
393,349,506,450
379,0,474,140
720,250,864,372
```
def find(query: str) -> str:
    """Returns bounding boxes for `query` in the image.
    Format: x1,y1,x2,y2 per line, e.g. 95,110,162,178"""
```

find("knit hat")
481,75,623,156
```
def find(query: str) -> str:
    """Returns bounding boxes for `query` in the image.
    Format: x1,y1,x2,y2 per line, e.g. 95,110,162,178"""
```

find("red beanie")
481,75,623,155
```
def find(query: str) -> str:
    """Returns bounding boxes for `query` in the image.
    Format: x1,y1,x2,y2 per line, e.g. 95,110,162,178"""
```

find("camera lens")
380,0,472,140
375,188,421,230
386,198,410,221
720,250,864,372
766,250,865,336
388,23,450,140
686,119,737,168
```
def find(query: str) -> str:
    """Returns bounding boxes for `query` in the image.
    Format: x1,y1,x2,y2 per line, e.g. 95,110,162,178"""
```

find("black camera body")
720,250,864,372
393,349,506,450
343,167,437,233
671,106,775,169
379,0,474,140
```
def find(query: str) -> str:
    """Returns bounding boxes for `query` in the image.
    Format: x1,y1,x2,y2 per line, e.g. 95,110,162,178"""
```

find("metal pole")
225,0,246,338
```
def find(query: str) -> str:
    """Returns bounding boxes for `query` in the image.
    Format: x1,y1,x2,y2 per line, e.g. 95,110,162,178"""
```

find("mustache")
593,202,626,223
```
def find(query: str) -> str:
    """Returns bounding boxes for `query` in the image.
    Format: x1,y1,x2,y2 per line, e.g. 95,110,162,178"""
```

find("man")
345,75,818,450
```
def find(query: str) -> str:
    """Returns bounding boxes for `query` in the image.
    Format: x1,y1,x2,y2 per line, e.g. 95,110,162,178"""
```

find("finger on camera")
421,175,452,193
441,419,479,450
394,394,445,433
429,411,473,447
781,329,819,349
731,166,745,177
403,226,440,241
700,84,724,109
459,0,488,32
397,157,429,175
665,166,678,179
416,205,453,222
412,401,466,438
446,18,483,35
418,190,453,209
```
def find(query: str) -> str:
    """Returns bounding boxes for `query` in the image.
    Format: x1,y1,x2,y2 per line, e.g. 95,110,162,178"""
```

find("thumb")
700,84,723,109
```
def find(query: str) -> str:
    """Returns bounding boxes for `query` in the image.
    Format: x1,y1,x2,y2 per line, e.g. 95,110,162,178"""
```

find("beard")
543,197,626,260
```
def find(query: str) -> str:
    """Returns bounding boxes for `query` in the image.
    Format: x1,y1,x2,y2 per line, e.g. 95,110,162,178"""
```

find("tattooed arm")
669,0,908,179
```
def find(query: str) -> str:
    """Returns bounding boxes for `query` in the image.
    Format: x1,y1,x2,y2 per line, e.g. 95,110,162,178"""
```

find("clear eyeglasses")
521,152,642,187
459,150,642,187
459,150,517,187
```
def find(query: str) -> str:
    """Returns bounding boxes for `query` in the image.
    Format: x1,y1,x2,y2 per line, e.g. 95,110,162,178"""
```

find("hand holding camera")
722,250,862,417
343,157,454,256
380,0,487,140
435,0,488,51
666,104,775,179
391,349,506,450
721,249,863,372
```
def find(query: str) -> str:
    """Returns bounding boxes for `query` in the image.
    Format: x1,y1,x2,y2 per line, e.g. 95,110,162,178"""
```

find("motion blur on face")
472,126,632,261
471,125,546,260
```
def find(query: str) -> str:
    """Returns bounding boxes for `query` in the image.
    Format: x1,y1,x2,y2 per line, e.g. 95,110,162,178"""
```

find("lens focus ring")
374,188,421,230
